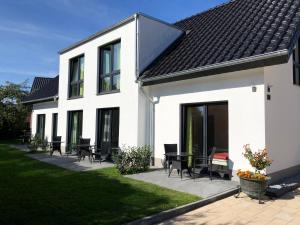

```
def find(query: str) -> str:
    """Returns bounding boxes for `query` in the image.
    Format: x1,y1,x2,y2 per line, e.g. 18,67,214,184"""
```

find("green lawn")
0,143,199,225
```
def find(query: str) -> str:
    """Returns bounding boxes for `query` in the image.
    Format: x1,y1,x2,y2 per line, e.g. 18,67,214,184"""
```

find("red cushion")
213,152,229,160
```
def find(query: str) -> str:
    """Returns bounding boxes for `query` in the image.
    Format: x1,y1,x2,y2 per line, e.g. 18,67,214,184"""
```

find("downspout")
138,81,159,166
135,14,159,165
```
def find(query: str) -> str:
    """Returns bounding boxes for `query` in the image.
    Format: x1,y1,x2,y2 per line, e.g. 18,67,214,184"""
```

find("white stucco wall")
264,57,300,174
148,69,266,172
137,14,183,73
32,101,58,141
55,15,180,152
58,20,138,151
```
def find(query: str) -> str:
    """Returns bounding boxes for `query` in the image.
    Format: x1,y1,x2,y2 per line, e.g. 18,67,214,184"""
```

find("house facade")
23,0,300,182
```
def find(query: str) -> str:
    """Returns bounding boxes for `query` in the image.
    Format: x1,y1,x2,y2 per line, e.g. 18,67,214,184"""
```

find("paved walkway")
28,152,114,171
127,170,238,198
10,145,114,172
159,188,300,225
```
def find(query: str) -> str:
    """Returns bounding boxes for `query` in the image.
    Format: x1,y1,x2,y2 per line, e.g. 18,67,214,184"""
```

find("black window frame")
98,40,121,94
293,39,300,86
69,54,85,98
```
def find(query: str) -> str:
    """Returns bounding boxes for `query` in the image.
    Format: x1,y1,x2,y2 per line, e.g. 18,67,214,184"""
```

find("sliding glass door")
97,108,119,157
67,111,83,152
181,102,228,158
36,114,45,140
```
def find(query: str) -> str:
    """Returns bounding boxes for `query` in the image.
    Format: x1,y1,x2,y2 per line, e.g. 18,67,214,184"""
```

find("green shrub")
27,134,48,152
113,146,151,175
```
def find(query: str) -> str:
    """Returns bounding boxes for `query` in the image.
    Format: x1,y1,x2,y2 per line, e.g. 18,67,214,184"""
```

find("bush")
28,134,48,152
113,146,151,175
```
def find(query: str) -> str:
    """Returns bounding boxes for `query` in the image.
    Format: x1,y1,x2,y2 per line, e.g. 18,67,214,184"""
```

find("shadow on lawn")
0,144,198,225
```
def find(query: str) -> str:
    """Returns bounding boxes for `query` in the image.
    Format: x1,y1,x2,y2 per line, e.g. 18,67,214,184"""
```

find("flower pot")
238,177,268,203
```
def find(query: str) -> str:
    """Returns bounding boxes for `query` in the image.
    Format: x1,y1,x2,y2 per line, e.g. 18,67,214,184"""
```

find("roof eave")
140,50,290,86
21,95,58,104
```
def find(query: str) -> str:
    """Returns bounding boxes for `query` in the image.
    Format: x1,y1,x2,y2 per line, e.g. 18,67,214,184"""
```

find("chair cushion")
213,152,229,160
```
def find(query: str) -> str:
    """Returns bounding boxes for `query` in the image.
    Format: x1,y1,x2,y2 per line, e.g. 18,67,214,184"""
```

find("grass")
0,143,200,225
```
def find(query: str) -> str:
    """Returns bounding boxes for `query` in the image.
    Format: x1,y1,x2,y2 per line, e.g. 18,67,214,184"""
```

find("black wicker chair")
164,144,178,172
77,138,92,162
49,136,62,156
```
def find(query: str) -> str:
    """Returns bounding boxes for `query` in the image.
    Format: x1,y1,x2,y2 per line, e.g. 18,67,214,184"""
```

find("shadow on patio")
127,169,239,198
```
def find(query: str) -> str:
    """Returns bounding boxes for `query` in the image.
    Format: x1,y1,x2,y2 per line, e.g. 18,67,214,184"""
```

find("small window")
293,39,300,85
99,41,121,93
69,55,84,98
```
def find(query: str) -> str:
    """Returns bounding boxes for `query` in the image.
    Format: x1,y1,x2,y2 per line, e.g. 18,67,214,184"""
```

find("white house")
22,0,300,182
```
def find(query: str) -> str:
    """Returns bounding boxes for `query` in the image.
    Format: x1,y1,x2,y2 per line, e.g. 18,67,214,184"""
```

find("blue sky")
0,0,227,85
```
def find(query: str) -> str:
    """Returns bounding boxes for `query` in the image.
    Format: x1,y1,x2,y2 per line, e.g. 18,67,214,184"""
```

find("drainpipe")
138,81,159,166
135,14,159,166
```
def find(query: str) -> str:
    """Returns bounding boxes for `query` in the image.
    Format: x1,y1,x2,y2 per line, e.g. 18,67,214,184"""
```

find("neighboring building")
22,0,300,182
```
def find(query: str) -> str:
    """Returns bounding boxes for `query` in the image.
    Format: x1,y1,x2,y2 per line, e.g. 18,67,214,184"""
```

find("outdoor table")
76,144,100,163
164,152,193,178
47,141,64,156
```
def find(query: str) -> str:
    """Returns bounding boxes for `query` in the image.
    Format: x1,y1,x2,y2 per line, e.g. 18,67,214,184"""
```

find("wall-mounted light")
252,86,257,92
267,85,272,93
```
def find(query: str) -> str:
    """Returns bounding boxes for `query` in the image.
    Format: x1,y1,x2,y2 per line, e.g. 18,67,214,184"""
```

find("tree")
0,81,30,139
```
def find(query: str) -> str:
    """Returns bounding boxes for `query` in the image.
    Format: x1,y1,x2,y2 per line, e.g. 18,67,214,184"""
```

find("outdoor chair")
78,138,92,162
193,147,216,180
91,143,102,164
164,144,178,172
49,136,62,156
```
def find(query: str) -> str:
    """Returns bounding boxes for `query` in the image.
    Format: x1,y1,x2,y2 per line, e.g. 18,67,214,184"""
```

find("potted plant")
236,144,272,203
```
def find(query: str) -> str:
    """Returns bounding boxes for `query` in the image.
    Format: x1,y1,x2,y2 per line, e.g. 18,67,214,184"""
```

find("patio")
127,169,239,198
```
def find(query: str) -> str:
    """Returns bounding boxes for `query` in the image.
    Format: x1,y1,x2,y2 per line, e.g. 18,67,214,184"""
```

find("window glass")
112,74,120,90
103,49,111,74
101,77,111,92
69,55,84,97
113,42,121,71
79,57,84,80
99,41,120,93
71,60,79,83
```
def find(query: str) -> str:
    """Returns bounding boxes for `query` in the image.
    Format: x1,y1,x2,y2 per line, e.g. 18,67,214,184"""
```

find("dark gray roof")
30,77,52,93
140,0,300,85
22,76,59,104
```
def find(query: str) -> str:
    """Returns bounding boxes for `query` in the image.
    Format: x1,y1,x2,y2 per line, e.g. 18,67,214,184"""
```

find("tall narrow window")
69,55,84,97
67,111,83,152
293,39,300,85
36,114,45,140
97,108,119,157
52,113,58,140
99,41,121,93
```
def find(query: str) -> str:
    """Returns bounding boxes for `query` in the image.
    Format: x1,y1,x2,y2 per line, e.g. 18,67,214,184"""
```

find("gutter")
21,95,58,104
139,49,290,85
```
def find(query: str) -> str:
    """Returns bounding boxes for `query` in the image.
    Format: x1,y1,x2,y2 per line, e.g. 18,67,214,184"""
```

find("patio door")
67,110,83,152
97,108,119,157
182,105,207,160
181,102,228,159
